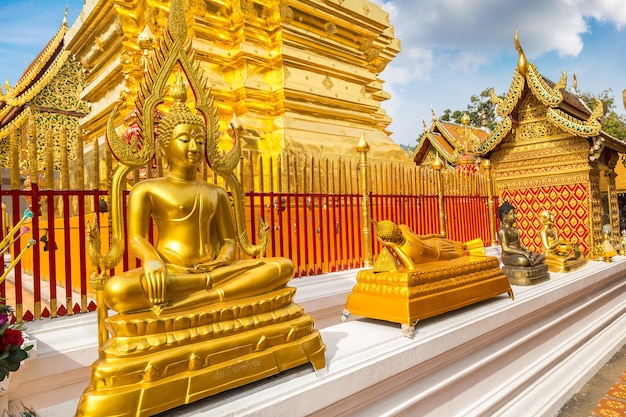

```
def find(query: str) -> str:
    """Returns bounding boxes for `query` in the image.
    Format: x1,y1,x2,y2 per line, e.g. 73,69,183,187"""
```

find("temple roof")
0,11,73,138
413,112,490,166
474,29,626,156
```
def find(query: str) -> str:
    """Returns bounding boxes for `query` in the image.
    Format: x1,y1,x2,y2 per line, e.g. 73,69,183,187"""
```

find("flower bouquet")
0,304,32,382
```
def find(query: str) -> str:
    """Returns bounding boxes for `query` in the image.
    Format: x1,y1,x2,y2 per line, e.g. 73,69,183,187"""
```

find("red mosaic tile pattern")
593,371,626,416
501,183,590,254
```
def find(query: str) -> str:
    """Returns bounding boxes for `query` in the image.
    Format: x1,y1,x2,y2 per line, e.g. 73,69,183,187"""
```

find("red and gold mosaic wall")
501,183,590,255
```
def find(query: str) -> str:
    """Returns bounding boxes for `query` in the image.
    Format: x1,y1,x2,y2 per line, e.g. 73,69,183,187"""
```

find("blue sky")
1,0,626,147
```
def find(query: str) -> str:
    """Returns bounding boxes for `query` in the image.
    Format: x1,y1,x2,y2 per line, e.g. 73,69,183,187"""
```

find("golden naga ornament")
342,220,513,338
78,1,325,415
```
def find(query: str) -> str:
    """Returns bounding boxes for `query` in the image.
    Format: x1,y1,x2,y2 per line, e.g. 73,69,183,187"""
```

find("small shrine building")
414,32,626,254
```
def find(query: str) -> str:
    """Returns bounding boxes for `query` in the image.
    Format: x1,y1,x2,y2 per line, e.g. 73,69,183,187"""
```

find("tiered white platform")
11,253,626,417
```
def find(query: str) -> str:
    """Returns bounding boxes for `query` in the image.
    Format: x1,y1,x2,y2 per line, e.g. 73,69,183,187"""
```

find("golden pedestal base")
77,288,326,417
544,256,587,273
502,264,550,286
343,257,513,338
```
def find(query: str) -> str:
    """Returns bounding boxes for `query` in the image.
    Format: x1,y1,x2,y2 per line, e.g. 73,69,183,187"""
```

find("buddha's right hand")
144,259,168,304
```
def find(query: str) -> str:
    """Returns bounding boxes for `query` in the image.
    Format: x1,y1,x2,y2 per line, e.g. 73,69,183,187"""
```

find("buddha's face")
503,209,516,226
168,123,205,168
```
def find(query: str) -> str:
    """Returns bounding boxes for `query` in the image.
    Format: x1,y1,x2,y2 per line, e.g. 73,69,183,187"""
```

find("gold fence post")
433,153,446,237
484,159,497,246
356,134,372,267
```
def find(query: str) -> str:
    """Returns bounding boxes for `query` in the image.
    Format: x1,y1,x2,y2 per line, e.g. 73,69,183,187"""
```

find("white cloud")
371,0,626,145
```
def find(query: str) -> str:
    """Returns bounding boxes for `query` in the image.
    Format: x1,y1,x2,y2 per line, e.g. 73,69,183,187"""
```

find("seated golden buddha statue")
103,101,293,314
77,3,324,415
538,210,586,272
498,201,549,285
343,220,513,338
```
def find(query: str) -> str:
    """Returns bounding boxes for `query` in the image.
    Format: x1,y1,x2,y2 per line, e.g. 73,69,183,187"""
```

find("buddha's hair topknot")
157,71,204,148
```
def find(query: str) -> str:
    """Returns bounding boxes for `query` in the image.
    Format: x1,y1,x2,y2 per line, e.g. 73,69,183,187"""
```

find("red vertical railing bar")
323,159,332,273
268,156,277,258
62,192,73,315
285,159,293,266
46,190,58,317
30,183,42,319
337,160,346,270
11,193,23,320
249,153,258,252
77,191,88,312
301,162,310,276
315,158,323,274
348,161,357,268
309,158,318,275
0,195,5,302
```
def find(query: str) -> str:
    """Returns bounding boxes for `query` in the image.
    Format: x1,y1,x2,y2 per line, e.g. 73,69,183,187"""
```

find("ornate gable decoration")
474,29,602,156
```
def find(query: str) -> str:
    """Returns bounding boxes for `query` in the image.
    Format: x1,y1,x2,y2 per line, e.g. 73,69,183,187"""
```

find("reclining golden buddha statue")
498,200,550,285
342,220,513,338
76,2,325,415
538,209,586,272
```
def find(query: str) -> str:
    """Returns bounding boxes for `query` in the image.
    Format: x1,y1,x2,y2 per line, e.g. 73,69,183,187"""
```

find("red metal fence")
0,154,497,322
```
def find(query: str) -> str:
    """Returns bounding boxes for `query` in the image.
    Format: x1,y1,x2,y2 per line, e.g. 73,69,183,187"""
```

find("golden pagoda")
64,0,411,166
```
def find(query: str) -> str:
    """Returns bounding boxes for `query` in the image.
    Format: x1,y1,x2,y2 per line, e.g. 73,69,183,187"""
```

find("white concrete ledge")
12,258,626,417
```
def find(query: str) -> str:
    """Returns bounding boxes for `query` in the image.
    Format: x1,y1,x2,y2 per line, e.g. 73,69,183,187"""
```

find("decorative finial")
356,133,370,153
432,153,443,170
63,5,68,26
461,113,470,126
572,73,577,91
514,29,528,76
431,107,438,121
138,25,155,50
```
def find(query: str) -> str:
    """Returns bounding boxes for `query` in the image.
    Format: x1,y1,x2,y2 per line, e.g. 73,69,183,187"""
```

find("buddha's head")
539,210,555,226
158,71,206,158
376,220,403,244
498,200,516,224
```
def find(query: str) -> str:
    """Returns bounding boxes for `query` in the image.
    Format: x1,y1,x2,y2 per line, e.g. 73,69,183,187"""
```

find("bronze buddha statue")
538,209,586,272
498,200,549,285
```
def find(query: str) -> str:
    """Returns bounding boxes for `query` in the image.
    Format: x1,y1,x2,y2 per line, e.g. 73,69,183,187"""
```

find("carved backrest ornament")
92,0,267,279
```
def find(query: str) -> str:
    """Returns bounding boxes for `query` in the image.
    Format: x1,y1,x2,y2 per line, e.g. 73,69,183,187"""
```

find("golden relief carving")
517,119,563,142
546,100,603,137
526,63,566,107
473,115,512,155
496,174,591,192
490,69,525,117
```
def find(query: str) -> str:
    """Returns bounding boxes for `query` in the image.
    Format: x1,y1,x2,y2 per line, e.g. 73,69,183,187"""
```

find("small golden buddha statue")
498,200,549,285
538,210,586,272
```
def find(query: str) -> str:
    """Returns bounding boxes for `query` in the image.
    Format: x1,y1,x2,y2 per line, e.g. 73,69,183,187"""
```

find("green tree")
440,88,502,131
577,89,626,141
